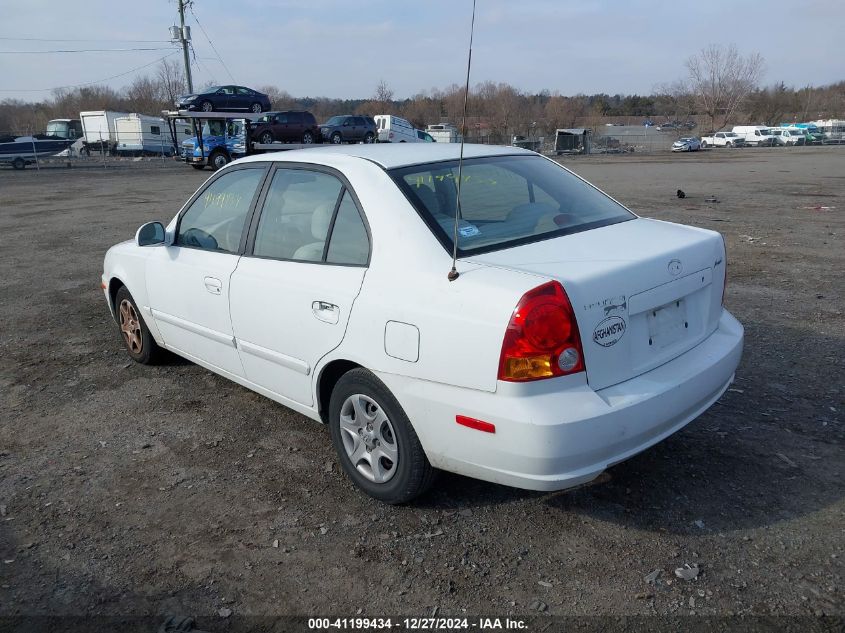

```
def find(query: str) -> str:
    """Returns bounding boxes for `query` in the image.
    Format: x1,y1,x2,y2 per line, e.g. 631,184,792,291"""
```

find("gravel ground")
0,148,842,631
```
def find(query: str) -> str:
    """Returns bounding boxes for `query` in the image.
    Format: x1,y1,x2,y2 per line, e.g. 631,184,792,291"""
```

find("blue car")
175,85,272,113
182,119,247,170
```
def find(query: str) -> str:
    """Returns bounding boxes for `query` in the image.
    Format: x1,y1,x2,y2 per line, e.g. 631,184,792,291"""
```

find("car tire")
200,101,214,112
209,150,229,171
114,286,161,365
329,368,436,504
331,132,342,145
302,131,314,144
12,157,25,170
250,102,263,113
363,132,375,144
726,141,733,147
259,131,274,145
700,141,707,148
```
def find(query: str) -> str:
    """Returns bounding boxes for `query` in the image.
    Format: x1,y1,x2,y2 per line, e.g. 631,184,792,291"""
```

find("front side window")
177,168,264,253
275,113,289,124
391,155,633,256
253,169,343,262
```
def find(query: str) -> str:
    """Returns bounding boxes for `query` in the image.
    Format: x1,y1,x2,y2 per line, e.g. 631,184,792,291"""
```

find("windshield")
45,121,68,137
760,129,771,135
324,116,344,126
201,120,243,137
390,155,634,256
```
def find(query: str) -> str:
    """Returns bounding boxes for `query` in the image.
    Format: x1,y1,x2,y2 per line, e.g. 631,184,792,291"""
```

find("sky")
0,0,842,102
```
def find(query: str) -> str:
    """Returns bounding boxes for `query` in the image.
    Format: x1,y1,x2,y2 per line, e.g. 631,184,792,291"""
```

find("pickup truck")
700,132,745,148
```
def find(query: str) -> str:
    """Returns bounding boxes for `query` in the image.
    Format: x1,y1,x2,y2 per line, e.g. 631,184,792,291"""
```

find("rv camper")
114,113,192,156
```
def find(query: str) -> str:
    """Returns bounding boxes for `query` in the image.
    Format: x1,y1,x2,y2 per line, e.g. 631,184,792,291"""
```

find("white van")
375,115,420,143
732,125,775,147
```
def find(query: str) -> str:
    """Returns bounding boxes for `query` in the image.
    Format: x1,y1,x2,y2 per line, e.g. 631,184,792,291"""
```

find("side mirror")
136,222,165,247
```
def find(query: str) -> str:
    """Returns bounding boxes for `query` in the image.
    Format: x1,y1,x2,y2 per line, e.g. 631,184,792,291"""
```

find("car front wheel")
259,131,274,144
331,132,342,144
115,286,161,364
329,368,435,504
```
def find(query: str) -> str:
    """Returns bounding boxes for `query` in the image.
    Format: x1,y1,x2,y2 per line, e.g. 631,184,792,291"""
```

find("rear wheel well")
108,278,125,318
317,360,361,424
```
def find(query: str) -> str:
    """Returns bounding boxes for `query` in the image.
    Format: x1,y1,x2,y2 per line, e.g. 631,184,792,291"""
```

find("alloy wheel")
118,299,143,354
338,394,398,484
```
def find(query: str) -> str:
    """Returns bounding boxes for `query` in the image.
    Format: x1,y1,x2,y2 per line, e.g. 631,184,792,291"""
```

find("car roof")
235,143,535,170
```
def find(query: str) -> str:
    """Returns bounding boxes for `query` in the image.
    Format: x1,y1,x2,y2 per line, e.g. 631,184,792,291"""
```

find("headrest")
311,202,334,240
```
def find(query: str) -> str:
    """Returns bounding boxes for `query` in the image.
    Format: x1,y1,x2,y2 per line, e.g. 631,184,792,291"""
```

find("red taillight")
498,281,585,382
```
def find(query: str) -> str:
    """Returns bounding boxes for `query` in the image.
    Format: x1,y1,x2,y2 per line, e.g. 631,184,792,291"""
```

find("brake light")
498,281,585,382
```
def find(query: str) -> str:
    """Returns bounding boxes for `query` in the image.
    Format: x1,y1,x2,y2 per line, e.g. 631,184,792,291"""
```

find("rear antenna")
448,0,477,282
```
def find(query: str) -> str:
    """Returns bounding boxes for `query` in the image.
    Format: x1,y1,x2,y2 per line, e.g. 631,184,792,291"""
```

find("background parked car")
672,137,701,152
320,115,377,144
176,85,272,113
250,111,321,144
771,128,805,146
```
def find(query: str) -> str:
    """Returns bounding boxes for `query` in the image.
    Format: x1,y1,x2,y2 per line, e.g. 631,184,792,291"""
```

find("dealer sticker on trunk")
593,316,627,347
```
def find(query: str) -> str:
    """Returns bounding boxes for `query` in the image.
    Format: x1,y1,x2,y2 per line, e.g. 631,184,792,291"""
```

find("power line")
0,51,180,92
0,47,176,54
0,37,172,43
188,4,235,82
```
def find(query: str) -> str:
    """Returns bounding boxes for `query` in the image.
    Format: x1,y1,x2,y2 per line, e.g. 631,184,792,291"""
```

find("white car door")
229,166,370,406
145,164,267,377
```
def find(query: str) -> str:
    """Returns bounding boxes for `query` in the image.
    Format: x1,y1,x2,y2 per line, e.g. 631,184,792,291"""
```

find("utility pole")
178,0,194,93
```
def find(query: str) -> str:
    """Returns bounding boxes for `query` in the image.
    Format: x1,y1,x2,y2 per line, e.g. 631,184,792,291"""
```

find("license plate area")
647,299,688,349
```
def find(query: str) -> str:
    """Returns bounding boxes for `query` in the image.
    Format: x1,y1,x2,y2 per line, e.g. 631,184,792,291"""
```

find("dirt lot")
1,148,843,630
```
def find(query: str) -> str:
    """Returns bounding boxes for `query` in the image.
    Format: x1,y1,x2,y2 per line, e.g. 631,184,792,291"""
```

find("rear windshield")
390,155,633,256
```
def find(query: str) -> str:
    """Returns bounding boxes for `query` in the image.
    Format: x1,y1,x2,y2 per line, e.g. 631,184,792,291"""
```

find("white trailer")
114,113,192,156
80,110,129,154
426,124,462,143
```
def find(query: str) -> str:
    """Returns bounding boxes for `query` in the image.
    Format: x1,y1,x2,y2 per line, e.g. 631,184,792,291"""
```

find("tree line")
2,45,843,141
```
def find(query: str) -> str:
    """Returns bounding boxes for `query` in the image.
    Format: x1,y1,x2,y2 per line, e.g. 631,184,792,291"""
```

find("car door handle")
312,301,339,324
204,276,223,295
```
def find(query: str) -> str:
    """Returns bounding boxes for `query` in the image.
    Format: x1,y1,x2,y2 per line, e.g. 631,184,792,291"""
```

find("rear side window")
177,168,264,253
150,125,161,135
290,112,304,124
304,112,316,124
391,155,633,256
326,191,369,265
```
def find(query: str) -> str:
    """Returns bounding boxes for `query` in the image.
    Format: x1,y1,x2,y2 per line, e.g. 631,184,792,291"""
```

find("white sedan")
102,144,743,503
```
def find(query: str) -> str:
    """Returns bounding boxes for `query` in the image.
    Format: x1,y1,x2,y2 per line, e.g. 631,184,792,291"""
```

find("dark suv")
320,115,377,144
250,111,321,144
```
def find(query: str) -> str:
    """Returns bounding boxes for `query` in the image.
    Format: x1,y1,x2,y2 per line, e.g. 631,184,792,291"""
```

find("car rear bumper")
379,309,743,491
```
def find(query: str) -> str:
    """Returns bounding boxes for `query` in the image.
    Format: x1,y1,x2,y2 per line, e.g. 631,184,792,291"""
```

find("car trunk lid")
468,218,726,390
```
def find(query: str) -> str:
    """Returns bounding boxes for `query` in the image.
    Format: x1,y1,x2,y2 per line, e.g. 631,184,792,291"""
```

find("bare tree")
686,44,764,130
157,58,187,105
373,79,394,104
257,85,297,110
